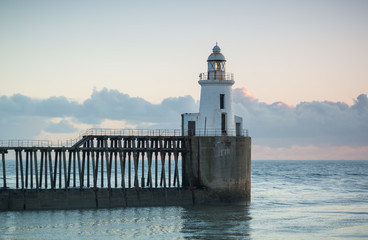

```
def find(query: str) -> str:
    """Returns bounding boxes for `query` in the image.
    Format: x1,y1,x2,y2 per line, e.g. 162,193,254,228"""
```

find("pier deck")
0,130,251,210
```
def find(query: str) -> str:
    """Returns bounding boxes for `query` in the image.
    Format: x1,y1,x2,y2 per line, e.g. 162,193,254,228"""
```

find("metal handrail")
0,129,182,148
0,128,249,148
199,72,234,81
0,140,52,148
183,128,249,137
82,128,182,137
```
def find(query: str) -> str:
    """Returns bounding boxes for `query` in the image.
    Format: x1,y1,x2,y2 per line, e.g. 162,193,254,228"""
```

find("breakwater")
0,130,251,210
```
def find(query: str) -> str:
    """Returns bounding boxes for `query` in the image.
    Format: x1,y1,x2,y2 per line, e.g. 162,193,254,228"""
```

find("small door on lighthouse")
221,113,226,135
188,121,196,136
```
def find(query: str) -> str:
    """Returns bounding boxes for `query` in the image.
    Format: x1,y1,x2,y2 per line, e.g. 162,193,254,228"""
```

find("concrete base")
0,187,250,211
184,136,251,203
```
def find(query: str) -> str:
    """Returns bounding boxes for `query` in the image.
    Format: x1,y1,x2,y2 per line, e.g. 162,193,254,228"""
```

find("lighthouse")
181,44,251,204
182,44,243,136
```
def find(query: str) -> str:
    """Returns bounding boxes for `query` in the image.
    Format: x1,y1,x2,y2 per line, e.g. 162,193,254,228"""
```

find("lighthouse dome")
207,44,226,62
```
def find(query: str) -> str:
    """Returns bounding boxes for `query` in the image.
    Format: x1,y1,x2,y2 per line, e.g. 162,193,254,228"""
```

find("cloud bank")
0,88,198,139
1,88,367,159
233,88,368,148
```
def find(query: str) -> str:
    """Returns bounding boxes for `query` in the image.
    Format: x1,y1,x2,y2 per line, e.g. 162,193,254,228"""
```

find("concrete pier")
0,133,251,211
184,136,251,205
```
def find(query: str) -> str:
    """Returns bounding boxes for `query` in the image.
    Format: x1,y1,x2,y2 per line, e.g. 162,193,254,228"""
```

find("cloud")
0,94,78,117
45,119,77,133
1,87,367,160
0,88,198,139
76,88,198,127
233,88,368,147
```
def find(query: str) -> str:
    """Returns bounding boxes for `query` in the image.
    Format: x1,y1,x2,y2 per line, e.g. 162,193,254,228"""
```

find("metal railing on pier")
0,128,249,148
0,129,183,148
0,139,81,148
0,140,52,148
83,128,183,137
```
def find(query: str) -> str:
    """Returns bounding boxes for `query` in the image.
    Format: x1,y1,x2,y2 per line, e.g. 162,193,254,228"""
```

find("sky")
0,0,367,160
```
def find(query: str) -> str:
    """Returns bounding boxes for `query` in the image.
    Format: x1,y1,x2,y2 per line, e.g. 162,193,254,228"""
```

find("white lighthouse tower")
182,44,243,136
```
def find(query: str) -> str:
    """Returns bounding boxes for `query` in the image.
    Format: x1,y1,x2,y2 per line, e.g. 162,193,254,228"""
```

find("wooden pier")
1,134,185,191
0,129,251,210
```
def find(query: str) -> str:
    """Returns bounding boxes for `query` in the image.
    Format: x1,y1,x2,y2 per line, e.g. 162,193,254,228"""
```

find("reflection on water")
0,206,252,240
181,205,251,239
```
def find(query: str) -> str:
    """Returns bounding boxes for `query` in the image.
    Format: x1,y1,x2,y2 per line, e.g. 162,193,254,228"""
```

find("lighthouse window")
216,62,224,71
220,94,225,109
209,62,216,71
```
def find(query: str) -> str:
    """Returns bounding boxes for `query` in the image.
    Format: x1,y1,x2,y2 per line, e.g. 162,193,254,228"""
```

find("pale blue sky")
1,0,367,159
1,0,367,104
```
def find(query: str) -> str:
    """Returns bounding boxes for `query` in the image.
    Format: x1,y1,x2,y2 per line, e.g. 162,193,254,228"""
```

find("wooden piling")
30,150,33,188
155,142,158,188
1,151,6,188
147,150,153,189
114,143,118,188
128,139,131,188
19,150,24,190
34,150,39,190
168,150,172,188
39,150,44,188
15,149,19,189
63,150,67,189
48,150,54,189
133,139,139,188
67,151,72,188
59,151,62,188
25,151,29,188
86,141,90,187
44,151,48,189
77,150,82,188
141,139,145,188
118,140,125,189
73,151,76,188
53,151,58,188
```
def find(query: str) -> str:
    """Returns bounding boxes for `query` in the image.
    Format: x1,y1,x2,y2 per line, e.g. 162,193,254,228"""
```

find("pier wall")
0,188,195,211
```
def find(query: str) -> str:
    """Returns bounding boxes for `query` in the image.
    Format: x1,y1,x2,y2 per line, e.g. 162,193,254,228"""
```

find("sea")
0,160,367,239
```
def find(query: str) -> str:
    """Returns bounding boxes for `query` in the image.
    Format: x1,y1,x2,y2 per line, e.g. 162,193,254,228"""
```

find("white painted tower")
182,44,243,136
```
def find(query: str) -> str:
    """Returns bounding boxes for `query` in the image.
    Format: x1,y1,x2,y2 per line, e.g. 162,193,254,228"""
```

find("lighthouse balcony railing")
199,72,234,81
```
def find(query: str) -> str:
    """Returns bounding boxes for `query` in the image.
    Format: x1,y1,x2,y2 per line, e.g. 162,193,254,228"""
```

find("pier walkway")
0,128,251,210
0,129,186,191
